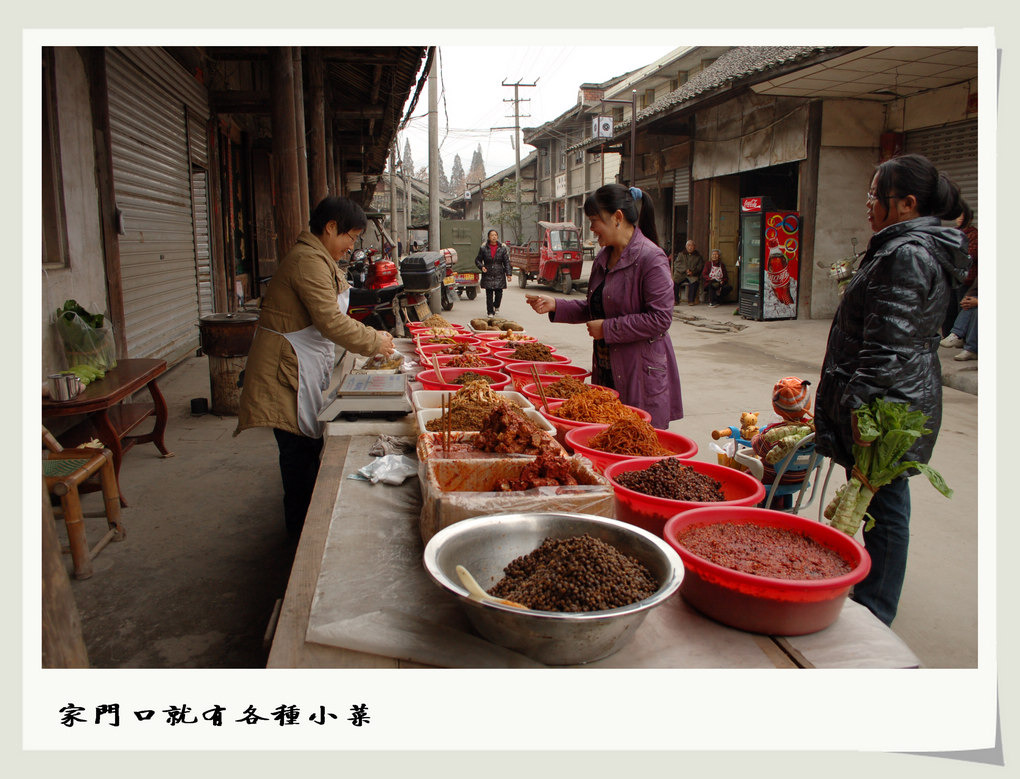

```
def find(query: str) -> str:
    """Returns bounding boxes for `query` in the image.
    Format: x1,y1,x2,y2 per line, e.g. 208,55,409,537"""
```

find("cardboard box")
418,454,613,543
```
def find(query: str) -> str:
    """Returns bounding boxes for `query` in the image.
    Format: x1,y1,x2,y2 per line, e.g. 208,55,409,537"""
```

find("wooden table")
43,358,174,502
268,433,919,670
268,340,919,669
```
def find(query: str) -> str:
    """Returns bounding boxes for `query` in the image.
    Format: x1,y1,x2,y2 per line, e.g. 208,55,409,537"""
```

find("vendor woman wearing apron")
236,196,395,536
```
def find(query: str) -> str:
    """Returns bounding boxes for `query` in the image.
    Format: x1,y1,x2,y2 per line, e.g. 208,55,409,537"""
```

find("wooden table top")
43,358,166,416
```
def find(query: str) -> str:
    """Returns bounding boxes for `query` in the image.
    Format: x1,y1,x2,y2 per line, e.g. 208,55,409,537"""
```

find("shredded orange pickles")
554,390,640,424
587,418,671,456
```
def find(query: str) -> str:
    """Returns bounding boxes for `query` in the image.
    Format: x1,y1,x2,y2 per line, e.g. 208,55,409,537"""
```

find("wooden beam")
331,107,386,120
210,90,269,114
270,47,303,257
81,47,128,359
307,49,328,205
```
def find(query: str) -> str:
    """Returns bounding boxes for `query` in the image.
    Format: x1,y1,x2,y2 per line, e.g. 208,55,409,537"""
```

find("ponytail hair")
873,153,972,227
583,183,660,247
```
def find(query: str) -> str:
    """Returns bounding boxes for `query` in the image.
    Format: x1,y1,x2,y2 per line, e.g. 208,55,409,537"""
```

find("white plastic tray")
410,389,533,412
416,407,554,436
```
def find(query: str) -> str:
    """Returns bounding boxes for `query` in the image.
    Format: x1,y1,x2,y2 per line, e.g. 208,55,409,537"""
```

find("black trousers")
273,428,324,536
485,287,504,314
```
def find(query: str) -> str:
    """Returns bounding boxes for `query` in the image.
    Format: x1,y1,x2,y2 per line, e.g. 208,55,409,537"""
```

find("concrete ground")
56,282,980,669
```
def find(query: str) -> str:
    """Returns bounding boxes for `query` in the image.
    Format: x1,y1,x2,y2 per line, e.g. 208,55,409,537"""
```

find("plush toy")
772,376,813,422
739,411,760,440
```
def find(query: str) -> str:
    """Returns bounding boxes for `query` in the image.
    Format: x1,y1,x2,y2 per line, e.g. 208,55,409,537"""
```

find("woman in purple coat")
526,184,684,428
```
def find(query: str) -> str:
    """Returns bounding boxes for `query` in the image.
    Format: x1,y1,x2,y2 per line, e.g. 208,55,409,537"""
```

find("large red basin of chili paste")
662,507,871,636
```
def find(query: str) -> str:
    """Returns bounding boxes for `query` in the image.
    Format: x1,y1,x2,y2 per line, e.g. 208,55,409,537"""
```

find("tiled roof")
566,45,836,151
638,45,832,120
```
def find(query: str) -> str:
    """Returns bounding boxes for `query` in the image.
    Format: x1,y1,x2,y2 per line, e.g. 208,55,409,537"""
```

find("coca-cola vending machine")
738,196,800,321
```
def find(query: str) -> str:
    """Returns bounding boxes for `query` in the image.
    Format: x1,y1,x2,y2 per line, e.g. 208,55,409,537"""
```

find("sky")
396,45,677,186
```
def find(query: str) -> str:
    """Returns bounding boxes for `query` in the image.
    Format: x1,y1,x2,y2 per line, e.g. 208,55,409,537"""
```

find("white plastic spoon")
455,565,528,610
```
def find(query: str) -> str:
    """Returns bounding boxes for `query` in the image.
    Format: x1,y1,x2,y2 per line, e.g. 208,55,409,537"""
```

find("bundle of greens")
54,299,117,371
824,397,952,537
57,299,105,329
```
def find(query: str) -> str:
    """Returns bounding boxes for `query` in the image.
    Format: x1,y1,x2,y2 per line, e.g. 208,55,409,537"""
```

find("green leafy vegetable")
57,299,105,329
824,397,953,537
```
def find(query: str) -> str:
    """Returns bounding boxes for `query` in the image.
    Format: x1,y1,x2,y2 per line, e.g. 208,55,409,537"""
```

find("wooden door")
711,174,741,282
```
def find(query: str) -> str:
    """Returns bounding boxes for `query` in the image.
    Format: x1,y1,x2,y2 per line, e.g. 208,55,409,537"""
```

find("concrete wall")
888,80,975,133
809,99,885,320
42,48,107,378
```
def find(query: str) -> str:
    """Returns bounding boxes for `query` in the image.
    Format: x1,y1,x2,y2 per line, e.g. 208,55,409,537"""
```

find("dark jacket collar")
867,216,971,283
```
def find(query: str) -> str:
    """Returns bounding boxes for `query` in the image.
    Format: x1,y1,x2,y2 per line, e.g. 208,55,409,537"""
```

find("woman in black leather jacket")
475,229,513,317
815,153,971,626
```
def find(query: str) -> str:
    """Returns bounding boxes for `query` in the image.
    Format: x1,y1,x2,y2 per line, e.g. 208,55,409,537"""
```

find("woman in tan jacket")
236,196,395,536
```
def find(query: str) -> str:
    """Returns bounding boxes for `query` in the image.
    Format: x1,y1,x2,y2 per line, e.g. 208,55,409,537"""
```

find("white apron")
266,290,350,438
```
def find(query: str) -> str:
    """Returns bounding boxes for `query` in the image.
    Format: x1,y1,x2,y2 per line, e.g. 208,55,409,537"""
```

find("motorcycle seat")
375,285,404,304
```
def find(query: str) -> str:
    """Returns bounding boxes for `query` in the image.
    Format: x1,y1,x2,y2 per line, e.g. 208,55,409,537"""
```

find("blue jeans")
850,475,911,626
952,307,978,353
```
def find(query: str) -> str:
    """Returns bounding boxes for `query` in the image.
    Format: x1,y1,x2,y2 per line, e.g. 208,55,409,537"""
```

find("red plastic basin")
538,397,652,450
603,457,766,538
414,334,481,350
501,357,581,392
472,330,527,340
565,424,699,474
485,338,544,352
520,380,615,407
662,506,871,635
417,342,491,361
428,354,505,370
415,366,511,392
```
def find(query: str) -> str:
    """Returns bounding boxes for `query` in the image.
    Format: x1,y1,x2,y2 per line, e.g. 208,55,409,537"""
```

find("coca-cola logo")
742,197,762,212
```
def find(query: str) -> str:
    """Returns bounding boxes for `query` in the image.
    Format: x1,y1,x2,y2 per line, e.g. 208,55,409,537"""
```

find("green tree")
411,195,429,227
487,178,523,244
450,154,465,195
402,139,415,182
467,143,486,186
438,155,450,192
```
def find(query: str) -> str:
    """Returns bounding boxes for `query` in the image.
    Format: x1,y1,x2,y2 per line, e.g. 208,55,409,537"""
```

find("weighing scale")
317,372,413,421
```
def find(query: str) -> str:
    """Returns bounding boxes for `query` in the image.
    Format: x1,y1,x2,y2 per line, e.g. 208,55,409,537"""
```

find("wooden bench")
43,358,174,504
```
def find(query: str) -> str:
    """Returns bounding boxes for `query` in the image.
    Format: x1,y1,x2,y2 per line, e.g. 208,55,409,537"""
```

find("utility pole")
389,145,398,255
428,55,440,252
498,78,537,243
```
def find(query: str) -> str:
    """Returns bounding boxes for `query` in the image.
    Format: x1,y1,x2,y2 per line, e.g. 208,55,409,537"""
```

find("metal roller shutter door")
107,49,203,362
674,167,690,205
904,121,978,221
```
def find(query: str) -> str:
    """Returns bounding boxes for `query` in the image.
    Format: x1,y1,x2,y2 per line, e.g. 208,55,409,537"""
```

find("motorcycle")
345,249,404,334
439,248,457,312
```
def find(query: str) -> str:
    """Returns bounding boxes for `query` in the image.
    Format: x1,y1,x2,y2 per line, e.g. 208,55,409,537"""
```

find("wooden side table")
43,358,174,503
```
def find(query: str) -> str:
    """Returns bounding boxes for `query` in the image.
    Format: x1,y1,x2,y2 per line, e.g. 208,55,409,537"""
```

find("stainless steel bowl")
422,512,684,665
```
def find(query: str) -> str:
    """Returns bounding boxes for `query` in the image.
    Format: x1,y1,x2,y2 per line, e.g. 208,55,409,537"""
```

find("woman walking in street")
814,153,971,626
475,229,512,317
525,184,683,429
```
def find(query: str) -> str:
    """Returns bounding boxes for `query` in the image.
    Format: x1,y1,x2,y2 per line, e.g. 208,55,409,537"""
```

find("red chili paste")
677,522,852,580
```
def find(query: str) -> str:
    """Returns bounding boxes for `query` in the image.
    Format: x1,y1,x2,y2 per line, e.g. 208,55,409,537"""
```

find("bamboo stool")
42,426,126,579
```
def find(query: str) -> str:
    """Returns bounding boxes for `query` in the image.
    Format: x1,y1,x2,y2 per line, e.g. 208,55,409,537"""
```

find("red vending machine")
738,196,800,321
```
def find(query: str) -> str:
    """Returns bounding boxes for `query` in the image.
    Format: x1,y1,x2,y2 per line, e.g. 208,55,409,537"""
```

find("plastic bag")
54,305,117,372
349,454,418,485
